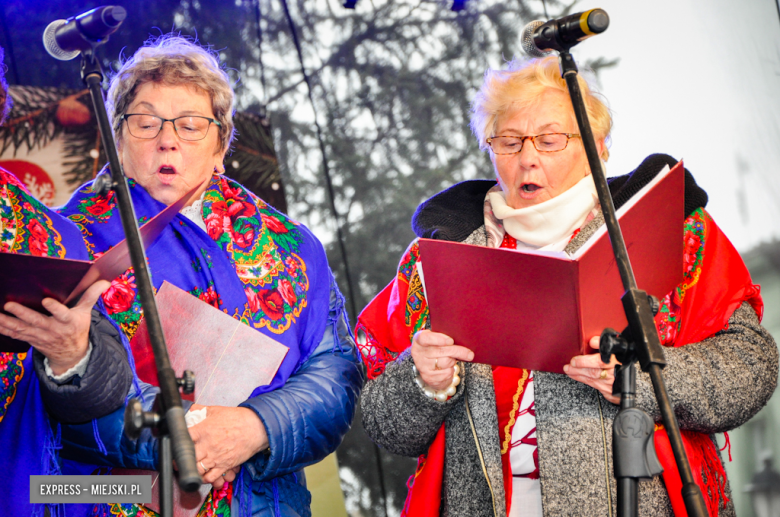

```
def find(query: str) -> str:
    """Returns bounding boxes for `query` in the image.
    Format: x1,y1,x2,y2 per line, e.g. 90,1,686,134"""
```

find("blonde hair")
470,56,611,160
107,34,235,153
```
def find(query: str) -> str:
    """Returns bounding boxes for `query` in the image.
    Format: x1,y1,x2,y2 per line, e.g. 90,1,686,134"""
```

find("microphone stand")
555,49,708,517
75,48,201,516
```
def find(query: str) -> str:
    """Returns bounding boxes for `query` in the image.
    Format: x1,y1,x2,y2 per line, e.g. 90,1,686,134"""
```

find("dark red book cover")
116,281,289,515
419,161,684,374
0,184,197,353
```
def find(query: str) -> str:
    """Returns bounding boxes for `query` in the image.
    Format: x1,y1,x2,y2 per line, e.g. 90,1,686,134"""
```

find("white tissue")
185,408,207,428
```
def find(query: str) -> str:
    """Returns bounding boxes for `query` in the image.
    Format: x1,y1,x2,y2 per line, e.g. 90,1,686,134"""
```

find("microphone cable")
253,0,268,105
278,0,360,326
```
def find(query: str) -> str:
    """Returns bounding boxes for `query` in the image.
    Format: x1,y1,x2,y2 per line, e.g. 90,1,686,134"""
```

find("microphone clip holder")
124,371,196,442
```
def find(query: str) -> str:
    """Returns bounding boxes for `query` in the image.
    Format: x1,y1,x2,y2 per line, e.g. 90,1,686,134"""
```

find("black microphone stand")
69,47,201,516
554,49,709,517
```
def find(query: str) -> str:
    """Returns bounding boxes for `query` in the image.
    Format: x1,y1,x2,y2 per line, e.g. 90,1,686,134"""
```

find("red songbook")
116,281,289,515
0,185,197,353
419,161,685,374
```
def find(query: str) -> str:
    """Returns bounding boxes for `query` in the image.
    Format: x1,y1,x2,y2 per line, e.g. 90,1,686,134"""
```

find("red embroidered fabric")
494,232,539,512
357,209,761,517
651,209,762,517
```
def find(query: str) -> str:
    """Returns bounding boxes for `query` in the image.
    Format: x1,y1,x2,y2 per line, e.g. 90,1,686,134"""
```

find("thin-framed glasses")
486,133,580,154
122,114,222,141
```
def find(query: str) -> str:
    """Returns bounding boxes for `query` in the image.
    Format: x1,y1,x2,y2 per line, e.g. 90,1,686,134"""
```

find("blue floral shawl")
0,169,95,517
57,173,333,514
59,173,331,395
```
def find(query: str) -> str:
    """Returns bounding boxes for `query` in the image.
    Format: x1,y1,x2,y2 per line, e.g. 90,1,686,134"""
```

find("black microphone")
521,8,609,56
43,6,127,61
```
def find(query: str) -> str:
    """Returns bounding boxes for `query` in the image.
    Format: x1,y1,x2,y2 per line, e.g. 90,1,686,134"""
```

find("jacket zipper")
465,393,499,517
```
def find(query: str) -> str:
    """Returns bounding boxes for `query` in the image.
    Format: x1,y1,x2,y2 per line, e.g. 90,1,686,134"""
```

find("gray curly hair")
106,34,235,153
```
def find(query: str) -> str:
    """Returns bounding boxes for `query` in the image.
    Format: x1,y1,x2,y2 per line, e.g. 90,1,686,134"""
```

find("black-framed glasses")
121,114,222,141
486,133,581,154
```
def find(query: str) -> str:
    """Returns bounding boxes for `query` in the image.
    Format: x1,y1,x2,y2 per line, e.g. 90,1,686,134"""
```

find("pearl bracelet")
412,363,461,402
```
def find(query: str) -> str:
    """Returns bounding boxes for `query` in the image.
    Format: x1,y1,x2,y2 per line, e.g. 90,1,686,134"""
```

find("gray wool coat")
361,214,779,517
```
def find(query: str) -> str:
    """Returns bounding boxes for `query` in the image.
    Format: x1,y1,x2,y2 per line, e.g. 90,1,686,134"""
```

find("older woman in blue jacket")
46,35,363,517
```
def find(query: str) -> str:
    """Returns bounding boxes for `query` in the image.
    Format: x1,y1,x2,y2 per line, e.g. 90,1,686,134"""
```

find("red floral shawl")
652,209,762,516
357,208,762,517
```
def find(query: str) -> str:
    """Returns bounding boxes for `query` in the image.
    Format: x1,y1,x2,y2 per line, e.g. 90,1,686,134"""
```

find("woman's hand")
0,280,110,375
188,404,268,485
564,336,621,404
411,330,474,391
211,466,240,491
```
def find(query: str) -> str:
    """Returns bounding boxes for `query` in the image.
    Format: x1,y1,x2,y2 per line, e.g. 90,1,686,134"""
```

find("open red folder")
419,161,685,374
0,184,198,353
115,281,289,515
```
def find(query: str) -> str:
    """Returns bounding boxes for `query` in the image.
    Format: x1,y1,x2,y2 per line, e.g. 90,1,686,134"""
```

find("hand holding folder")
0,184,197,353
419,162,685,374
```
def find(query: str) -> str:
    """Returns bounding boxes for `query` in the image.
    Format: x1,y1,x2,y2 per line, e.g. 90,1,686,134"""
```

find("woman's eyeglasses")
122,114,221,141
486,133,580,154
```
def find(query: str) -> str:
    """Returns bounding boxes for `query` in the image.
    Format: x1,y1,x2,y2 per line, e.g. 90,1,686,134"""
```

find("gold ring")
599,369,609,380
434,358,439,371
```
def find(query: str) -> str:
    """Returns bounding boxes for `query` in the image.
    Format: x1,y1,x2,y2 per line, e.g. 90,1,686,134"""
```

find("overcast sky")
567,0,780,251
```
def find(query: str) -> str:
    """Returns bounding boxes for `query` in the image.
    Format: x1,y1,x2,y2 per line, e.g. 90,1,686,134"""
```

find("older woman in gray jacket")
356,56,778,517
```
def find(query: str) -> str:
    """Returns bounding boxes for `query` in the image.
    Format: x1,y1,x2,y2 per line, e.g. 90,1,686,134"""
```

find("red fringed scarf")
651,209,762,516
357,208,762,517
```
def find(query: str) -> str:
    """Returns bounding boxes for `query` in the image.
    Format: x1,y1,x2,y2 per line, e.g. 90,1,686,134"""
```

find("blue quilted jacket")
53,279,364,517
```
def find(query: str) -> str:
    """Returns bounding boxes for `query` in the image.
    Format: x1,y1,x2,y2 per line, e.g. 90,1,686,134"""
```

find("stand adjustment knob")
647,295,660,316
124,398,161,440
177,370,195,395
600,328,632,364
92,172,114,196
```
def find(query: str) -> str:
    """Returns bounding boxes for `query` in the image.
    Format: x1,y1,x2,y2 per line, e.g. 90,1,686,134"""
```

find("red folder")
0,185,198,353
116,281,289,515
419,161,685,374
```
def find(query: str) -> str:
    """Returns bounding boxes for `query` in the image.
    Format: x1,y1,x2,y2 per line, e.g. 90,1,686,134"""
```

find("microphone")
43,6,127,61
521,8,609,56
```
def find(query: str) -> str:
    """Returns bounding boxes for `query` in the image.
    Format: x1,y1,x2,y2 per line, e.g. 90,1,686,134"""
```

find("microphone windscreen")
103,6,127,26
521,20,549,58
42,20,80,61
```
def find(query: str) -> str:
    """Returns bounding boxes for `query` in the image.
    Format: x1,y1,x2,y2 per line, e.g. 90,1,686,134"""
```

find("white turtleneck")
488,174,599,252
